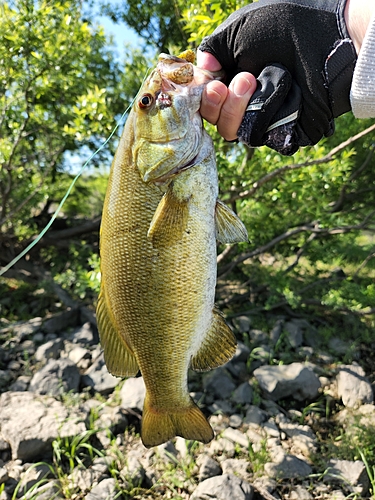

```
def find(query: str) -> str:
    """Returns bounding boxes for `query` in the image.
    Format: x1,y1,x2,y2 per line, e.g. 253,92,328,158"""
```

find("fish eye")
138,93,153,109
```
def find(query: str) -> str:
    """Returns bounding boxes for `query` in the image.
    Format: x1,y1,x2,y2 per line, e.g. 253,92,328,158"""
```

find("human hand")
198,0,358,155
197,50,257,142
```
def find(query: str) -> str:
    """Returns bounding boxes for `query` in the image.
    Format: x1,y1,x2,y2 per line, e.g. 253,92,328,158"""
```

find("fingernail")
206,88,222,105
232,76,252,97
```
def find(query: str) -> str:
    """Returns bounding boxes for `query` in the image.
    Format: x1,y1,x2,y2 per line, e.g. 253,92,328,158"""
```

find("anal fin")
147,188,190,247
96,288,139,378
190,307,237,372
215,199,248,244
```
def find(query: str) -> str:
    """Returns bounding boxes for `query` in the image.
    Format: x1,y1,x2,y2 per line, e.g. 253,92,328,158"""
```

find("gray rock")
69,467,104,492
84,477,116,500
265,453,312,479
0,467,8,484
221,458,249,476
3,317,42,341
324,459,369,495
231,341,251,363
120,453,145,486
202,368,236,399
262,419,280,438
70,322,95,345
42,309,80,334
34,339,64,363
28,358,80,396
197,455,221,481
284,320,303,347
336,364,373,408
10,368,25,388
82,353,120,394
244,405,267,426
67,346,90,366
191,474,253,500
222,428,249,449
23,479,64,500
228,414,242,428
277,417,317,454
157,441,178,464
209,438,236,457
232,317,251,334
208,400,234,415
249,329,269,346
0,392,86,460
231,381,253,405
18,463,52,494
288,485,313,499
254,363,321,401
120,377,146,411
328,337,350,356
270,319,284,344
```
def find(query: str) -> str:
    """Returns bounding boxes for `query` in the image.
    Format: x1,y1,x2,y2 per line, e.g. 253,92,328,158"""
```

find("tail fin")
141,395,214,448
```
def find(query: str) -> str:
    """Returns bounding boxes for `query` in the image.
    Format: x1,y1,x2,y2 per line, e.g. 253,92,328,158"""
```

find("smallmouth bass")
97,52,248,448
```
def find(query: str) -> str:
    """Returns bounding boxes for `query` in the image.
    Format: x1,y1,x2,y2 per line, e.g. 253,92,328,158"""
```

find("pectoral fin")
148,188,190,247
96,288,139,377
215,199,248,244
190,307,237,372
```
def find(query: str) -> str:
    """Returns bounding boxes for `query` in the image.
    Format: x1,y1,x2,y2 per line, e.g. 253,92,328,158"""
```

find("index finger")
196,50,222,72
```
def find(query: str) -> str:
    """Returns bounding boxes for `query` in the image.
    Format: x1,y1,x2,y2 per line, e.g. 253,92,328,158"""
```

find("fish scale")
97,52,248,447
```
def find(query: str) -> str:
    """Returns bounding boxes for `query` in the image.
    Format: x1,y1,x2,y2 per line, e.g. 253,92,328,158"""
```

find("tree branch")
228,123,375,203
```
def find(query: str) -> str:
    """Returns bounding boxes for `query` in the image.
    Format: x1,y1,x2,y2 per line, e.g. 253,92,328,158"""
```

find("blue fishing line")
0,93,140,277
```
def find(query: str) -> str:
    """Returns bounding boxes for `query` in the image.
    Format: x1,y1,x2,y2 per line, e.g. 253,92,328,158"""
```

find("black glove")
199,0,357,155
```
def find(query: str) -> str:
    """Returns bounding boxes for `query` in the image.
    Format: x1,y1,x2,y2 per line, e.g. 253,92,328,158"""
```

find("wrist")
345,0,375,53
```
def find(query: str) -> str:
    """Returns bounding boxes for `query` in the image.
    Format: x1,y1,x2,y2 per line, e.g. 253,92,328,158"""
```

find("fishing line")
0,69,151,277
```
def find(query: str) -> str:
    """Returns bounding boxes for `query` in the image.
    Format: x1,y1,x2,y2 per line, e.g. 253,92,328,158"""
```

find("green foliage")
183,0,250,45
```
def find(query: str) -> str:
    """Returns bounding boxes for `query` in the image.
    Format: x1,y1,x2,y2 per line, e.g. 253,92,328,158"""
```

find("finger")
217,72,257,141
200,80,228,125
196,49,222,72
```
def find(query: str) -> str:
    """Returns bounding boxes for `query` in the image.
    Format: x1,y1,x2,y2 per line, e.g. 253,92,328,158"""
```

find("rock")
336,364,373,408
328,337,350,356
244,405,267,426
277,417,317,455
254,363,321,401
42,309,80,334
67,345,91,366
3,318,42,341
324,459,369,495
18,463,52,495
209,438,236,457
208,400,234,415
221,458,249,477
231,381,253,405
9,374,30,391
0,467,8,484
197,455,221,481
69,322,95,345
232,317,251,334
231,341,251,363
34,339,64,363
191,474,253,500
202,368,236,399
28,358,80,396
0,392,86,460
262,419,280,438
82,353,120,394
249,329,268,346
228,414,242,428
270,319,284,344
288,485,313,499
119,453,145,486
157,441,178,464
69,467,104,492
265,452,312,479
84,478,116,500
222,428,249,449
284,320,303,347
23,479,63,500
120,377,146,411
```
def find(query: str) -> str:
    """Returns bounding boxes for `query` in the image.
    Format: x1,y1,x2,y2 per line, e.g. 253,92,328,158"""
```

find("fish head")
133,52,221,184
